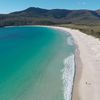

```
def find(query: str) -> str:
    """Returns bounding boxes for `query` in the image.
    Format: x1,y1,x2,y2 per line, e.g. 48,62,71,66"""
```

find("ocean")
0,26,75,100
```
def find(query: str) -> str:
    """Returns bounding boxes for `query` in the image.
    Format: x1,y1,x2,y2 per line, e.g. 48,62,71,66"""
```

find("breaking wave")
62,54,75,100
67,36,74,46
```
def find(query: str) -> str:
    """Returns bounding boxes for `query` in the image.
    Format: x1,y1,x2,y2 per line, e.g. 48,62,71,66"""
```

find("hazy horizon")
0,0,100,14
0,6,100,14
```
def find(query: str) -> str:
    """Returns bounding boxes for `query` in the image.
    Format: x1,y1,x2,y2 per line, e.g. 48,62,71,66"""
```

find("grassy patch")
58,24,100,39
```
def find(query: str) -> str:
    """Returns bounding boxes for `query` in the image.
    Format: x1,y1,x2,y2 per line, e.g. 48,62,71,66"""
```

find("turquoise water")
0,26,75,100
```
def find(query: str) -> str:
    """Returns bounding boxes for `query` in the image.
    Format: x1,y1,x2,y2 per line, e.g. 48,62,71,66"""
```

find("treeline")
0,17,56,27
0,7,100,27
59,24,100,38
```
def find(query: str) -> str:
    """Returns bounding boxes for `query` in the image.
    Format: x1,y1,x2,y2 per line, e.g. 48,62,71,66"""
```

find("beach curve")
46,26,100,100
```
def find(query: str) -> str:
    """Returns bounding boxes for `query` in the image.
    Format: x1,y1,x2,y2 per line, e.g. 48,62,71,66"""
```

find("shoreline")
1,25,100,100
72,46,82,100
47,26,100,100
48,26,80,100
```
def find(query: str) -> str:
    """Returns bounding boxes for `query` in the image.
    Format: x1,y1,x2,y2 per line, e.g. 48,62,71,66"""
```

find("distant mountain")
96,10,100,15
0,7,100,26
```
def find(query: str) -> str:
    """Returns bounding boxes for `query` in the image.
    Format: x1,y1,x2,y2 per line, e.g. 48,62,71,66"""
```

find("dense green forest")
0,7,100,27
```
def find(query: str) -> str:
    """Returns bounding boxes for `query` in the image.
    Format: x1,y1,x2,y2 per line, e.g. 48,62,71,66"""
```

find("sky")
0,0,100,13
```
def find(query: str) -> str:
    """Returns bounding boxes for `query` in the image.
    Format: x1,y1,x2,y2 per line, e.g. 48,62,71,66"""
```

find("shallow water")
0,26,75,100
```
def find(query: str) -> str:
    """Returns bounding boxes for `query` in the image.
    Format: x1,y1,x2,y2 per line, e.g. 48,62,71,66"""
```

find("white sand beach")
49,26,100,100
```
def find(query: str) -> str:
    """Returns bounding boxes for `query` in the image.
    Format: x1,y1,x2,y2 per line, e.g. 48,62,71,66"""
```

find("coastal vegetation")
0,7,100,38
58,24,100,38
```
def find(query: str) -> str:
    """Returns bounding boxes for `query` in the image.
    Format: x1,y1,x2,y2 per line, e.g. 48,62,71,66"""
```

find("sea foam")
62,54,75,100
67,36,74,46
